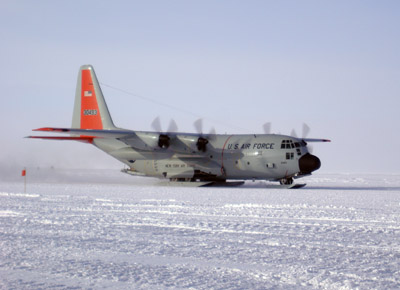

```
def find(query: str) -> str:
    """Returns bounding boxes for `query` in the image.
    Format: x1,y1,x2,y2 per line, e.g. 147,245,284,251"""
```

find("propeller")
302,123,310,139
167,119,178,133
301,123,313,153
151,116,162,132
151,117,178,133
289,123,329,152
193,118,203,134
193,118,216,152
151,117,179,149
290,123,310,139
289,123,314,152
263,122,271,134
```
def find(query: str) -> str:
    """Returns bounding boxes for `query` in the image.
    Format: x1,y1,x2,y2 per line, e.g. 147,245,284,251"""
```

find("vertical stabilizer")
72,65,117,130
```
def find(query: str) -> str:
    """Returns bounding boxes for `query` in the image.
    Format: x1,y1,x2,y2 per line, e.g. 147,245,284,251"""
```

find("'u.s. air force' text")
227,143,275,150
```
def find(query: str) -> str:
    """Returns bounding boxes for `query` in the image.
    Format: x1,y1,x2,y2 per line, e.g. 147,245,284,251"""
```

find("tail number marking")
83,109,98,116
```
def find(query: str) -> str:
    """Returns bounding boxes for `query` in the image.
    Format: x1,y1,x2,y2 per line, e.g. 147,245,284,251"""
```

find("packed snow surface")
1,171,399,289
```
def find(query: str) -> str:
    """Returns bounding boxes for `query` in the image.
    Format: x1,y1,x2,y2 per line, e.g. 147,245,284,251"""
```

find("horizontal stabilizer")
33,127,133,138
27,136,94,143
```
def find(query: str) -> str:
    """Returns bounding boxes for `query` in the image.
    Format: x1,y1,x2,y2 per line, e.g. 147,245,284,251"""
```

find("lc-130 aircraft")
29,65,330,188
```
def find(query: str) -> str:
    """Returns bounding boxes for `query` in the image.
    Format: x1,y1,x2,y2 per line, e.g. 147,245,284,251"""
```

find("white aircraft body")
29,65,330,188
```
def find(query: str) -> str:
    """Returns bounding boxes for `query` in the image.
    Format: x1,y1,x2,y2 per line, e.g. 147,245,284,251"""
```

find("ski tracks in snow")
0,174,400,289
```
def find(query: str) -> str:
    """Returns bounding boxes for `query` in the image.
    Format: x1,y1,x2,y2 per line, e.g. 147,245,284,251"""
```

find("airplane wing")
28,127,206,154
303,138,331,142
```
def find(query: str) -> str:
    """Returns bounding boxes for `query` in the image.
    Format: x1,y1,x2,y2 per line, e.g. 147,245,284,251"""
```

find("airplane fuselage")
94,132,319,182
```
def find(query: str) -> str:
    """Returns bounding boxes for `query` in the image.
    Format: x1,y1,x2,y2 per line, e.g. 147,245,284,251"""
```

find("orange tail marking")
81,69,102,129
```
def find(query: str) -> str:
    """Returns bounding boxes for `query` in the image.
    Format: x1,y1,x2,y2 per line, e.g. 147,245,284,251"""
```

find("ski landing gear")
280,177,293,185
279,177,306,189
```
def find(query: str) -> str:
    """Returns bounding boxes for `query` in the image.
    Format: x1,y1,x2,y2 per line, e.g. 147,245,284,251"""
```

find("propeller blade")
167,119,178,133
194,118,203,134
263,122,271,134
302,123,310,139
290,129,298,138
151,116,162,132
208,127,217,141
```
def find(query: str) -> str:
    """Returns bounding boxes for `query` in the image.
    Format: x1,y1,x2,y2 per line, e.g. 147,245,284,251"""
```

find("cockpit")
280,139,307,149
281,139,307,158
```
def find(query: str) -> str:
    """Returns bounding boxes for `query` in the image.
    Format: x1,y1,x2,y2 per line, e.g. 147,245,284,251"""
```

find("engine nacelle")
196,137,209,152
157,134,170,149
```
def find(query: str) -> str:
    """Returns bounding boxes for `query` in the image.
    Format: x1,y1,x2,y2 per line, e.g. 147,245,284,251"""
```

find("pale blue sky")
1,0,399,173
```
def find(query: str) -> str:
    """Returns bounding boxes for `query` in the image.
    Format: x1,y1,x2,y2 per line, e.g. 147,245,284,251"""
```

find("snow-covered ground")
1,171,399,289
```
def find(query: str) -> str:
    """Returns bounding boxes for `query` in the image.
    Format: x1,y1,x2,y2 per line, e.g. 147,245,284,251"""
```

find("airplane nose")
299,153,321,174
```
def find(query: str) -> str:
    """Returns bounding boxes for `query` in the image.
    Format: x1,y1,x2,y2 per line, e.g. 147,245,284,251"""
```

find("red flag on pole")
22,169,26,177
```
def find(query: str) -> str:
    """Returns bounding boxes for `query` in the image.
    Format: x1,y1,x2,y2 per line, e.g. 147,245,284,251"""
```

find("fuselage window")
286,152,294,160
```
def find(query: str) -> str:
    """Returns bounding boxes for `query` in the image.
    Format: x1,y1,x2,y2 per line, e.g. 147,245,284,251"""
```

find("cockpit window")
281,140,287,149
282,139,307,149
281,139,296,149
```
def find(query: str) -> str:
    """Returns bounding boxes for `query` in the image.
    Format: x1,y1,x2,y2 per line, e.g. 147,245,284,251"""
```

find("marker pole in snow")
22,168,26,193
